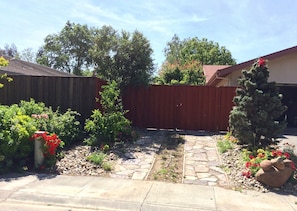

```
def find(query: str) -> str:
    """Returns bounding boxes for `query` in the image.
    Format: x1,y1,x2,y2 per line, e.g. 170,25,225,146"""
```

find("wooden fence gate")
121,85,237,131
0,75,236,132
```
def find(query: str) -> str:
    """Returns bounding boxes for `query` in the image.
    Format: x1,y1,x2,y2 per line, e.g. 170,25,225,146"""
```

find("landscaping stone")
53,130,296,195
255,159,294,188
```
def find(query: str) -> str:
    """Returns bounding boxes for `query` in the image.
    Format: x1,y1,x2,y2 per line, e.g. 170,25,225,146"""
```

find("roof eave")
217,45,297,77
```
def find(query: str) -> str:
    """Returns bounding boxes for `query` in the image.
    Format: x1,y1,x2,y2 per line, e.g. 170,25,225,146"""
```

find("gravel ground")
51,132,297,195
218,141,297,195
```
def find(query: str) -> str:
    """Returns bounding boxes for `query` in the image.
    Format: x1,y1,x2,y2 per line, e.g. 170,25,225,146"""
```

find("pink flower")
41,113,49,119
242,171,251,178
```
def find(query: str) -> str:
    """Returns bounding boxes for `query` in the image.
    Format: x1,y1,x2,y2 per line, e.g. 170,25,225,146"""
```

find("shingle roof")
0,56,77,77
206,45,297,86
203,65,230,84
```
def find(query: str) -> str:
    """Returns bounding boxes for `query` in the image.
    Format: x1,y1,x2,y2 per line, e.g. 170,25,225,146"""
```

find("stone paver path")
110,133,163,180
109,130,229,187
183,134,229,187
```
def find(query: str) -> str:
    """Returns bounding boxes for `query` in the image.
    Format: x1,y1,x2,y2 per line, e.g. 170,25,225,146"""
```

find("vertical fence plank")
0,76,236,131
122,85,236,131
0,75,101,124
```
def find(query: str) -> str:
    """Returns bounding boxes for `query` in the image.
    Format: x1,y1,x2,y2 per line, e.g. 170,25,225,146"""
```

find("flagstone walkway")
110,130,229,187
182,134,229,187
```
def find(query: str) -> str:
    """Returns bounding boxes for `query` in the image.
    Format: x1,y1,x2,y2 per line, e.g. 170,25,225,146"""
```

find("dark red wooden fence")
0,76,106,122
121,85,237,131
0,75,236,131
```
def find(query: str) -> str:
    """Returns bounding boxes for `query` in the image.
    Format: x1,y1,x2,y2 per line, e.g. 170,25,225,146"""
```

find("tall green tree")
159,35,236,85
229,58,287,147
19,48,36,63
36,21,93,75
164,35,236,65
91,26,154,89
0,43,18,57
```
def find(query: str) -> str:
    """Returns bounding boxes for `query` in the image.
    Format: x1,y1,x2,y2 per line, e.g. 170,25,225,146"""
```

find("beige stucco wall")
219,52,297,87
268,53,297,84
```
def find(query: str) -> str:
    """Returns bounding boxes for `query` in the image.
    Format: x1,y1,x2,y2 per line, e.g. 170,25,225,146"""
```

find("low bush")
84,81,134,147
20,99,81,146
0,105,37,173
217,132,237,153
0,99,81,173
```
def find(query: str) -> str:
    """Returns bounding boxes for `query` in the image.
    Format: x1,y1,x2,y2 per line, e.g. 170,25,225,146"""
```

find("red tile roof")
203,65,230,83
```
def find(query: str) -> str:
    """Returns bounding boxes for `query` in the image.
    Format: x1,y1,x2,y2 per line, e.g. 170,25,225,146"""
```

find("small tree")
0,57,13,88
229,58,287,147
84,81,132,147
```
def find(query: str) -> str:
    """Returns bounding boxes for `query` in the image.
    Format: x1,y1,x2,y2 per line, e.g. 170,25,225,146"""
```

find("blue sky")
1,0,297,69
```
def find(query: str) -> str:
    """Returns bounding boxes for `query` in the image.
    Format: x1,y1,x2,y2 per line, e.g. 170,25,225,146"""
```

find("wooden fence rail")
0,75,236,131
122,85,237,131
0,75,106,122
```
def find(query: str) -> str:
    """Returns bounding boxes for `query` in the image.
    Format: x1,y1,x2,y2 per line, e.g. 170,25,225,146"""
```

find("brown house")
0,56,75,77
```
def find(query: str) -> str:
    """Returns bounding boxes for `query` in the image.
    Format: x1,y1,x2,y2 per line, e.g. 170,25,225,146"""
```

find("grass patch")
102,162,112,171
87,151,113,171
217,139,234,153
87,152,106,165
148,132,184,183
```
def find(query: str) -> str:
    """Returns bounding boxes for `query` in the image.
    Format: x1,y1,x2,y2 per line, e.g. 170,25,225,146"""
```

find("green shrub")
0,105,37,173
84,110,131,146
19,98,47,116
229,59,287,147
217,140,234,153
0,99,81,173
45,108,81,146
84,81,133,147
20,99,81,146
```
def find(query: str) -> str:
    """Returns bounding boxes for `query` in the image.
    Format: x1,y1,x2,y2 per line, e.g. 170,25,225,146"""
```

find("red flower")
30,132,61,156
271,150,283,157
249,155,255,159
258,58,266,67
276,150,283,157
284,152,290,159
246,161,252,168
253,163,259,167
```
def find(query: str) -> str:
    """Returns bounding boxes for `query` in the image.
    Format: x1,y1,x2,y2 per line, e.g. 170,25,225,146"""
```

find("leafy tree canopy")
156,60,205,85
157,34,236,85
0,43,18,58
0,57,13,88
90,26,155,89
0,56,9,67
36,21,94,75
36,22,154,89
164,34,236,65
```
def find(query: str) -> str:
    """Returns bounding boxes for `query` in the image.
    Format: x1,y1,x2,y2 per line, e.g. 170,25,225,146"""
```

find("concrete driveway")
279,128,297,154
